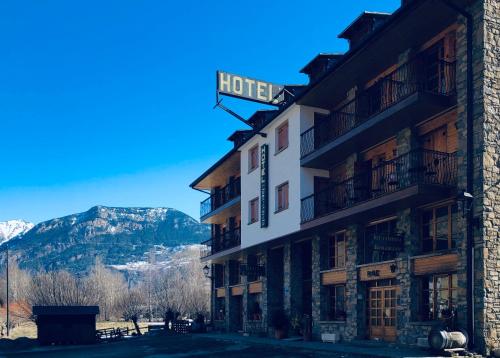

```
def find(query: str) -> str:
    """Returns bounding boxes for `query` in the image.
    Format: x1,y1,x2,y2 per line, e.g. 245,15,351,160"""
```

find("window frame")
275,181,289,213
248,144,259,173
420,202,457,254
328,231,346,269
420,273,457,321
248,197,259,225
325,284,346,321
275,121,289,154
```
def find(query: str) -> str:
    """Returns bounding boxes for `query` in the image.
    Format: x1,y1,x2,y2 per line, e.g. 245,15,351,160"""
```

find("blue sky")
0,0,400,223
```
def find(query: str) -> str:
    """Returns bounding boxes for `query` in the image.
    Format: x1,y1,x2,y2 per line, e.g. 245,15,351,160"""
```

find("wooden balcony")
301,149,457,230
200,227,241,260
301,58,456,169
200,177,241,223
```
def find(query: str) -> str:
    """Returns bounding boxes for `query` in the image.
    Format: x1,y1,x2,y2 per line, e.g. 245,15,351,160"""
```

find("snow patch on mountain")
0,220,34,245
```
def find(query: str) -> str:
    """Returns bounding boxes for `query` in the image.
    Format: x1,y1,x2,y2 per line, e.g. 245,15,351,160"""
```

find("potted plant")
270,309,289,339
290,314,303,336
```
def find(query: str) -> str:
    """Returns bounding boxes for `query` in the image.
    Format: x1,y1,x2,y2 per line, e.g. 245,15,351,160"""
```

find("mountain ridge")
1,206,209,274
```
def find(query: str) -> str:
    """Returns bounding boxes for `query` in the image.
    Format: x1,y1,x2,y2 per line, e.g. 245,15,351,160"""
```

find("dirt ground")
0,332,369,358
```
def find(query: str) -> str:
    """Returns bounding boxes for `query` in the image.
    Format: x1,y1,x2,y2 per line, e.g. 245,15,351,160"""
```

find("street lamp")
203,265,212,279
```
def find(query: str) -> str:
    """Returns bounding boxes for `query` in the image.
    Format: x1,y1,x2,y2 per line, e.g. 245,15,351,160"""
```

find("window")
229,260,241,286
362,218,401,264
275,182,289,213
328,231,346,269
214,264,225,288
325,285,346,321
249,145,259,172
246,254,261,283
420,274,457,321
421,203,457,253
249,198,259,224
276,121,289,153
248,294,262,321
215,297,226,321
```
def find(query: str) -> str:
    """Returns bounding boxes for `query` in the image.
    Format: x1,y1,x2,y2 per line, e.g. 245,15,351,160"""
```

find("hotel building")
190,0,500,354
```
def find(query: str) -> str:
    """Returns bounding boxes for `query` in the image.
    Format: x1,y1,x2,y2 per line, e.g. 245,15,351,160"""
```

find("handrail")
300,55,457,159
200,177,241,218
200,227,241,259
301,149,457,223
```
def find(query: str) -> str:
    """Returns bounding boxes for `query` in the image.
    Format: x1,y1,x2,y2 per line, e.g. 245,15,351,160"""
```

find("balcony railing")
200,177,241,218
300,56,456,158
301,149,457,223
200,227,241,259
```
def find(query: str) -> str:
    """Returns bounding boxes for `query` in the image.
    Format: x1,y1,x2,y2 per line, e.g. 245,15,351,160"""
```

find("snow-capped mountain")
0,206,209,274
0,220,34,245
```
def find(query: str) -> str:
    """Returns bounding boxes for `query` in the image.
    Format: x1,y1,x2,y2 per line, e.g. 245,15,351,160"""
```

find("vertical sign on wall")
260,144,269,228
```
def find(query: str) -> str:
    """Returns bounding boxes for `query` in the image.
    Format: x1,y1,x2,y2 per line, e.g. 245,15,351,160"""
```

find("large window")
249,198,259,224
328,231,346,269
421,203,457,253
248,293,262,321
215,297,226,321
214,264,225,288
249,145,259,172
229,260,241,286
324,285,346,321
361,218,401,264
275,182,289,213
420,274,457,321
276,121,289,153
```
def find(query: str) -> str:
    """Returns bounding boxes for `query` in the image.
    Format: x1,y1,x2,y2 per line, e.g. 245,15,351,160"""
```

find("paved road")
0,334,368,358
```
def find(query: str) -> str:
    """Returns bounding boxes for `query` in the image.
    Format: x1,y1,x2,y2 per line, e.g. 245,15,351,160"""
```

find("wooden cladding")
248,281,263,294
216,287,226,298
231,285,244,296
321,270,347,285
412,253,459,276
359,261,397,282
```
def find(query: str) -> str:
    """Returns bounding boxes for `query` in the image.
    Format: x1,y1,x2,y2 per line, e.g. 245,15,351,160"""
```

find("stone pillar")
311,236,322,339
283,242,292,318
345,225,363,340
224,260,231,332
260,250,268,331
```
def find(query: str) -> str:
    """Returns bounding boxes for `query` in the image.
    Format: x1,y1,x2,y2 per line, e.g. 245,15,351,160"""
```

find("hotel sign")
217,71,285,105
260,144,269,228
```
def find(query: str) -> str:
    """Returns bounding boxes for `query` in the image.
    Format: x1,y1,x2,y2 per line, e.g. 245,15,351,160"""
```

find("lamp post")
203,265,214,324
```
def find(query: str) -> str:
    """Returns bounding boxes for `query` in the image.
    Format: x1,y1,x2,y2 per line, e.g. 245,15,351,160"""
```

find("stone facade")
206,1,499,354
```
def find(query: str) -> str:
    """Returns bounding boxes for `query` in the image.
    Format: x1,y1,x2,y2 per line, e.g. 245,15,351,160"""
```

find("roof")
32,306,100,316
338,11,392,39
189,149,238,188
299,53,344,75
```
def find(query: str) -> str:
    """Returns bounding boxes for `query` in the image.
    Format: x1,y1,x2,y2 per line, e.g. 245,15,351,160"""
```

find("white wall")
239,105,329,249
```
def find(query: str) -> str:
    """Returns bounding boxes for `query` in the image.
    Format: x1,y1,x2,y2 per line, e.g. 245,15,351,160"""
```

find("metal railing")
300,56,456,158
200,227,241,259
200,177,241,218
301,149,457,223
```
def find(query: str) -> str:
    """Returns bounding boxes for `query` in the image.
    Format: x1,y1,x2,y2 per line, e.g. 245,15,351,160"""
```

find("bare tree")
117,288,144,335
87,258,126,321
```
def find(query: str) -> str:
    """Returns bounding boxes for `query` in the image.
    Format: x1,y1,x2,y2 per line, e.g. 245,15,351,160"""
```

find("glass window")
214,264,225,288
229,260,241,286
421,203,457,253
325,285,346,321
249,145,259,172
362,218,401,264
276,182,289,212
420,274,457,321
276,121,289,153
249,198,259,224
328,232,346,269
215,297,226,321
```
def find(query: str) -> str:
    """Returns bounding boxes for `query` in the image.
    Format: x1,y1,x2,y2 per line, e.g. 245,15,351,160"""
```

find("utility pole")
6,244,9,337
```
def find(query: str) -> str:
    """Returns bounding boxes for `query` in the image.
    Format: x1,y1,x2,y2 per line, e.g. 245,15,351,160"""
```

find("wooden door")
369,286,397,342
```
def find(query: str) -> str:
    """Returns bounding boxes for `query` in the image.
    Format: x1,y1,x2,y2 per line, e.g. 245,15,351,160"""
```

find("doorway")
368,285,397,342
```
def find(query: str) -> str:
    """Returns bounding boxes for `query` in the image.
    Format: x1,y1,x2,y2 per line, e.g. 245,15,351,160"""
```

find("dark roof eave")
337,11,393,39
189,148,238,189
